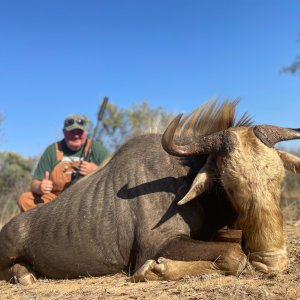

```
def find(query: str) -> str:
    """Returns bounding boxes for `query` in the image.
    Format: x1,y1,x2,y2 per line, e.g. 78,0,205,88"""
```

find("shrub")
0,152,36,225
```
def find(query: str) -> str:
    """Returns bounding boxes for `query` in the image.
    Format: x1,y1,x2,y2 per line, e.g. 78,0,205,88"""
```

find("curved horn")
161,114,234,156
254,125,300,147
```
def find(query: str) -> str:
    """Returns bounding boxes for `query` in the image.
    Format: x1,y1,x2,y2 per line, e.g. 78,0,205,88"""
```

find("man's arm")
31,171,53,195
78,161,98,176
77,141,109,176
31,179,43,195
31,143,56,194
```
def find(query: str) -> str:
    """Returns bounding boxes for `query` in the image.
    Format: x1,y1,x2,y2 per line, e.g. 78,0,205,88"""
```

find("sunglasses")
64,118,86,127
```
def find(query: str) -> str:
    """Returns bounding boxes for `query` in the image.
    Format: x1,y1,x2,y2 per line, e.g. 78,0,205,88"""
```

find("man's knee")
18,192,38,212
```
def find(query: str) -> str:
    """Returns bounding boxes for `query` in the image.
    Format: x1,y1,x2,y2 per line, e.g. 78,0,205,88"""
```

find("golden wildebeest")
0,100,299,285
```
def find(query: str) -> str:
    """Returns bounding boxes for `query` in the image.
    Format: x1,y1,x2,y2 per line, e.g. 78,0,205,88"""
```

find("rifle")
71,97,109,184
84,96,109,162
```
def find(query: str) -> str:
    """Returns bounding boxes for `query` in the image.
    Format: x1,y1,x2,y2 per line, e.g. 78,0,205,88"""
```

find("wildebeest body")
2,100,298,283
0,134,232,279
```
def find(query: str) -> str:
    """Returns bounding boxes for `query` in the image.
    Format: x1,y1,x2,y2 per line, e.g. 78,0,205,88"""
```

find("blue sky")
0,0,299,157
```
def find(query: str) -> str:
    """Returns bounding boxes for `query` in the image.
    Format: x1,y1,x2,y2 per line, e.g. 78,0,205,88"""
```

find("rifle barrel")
97,97,109,121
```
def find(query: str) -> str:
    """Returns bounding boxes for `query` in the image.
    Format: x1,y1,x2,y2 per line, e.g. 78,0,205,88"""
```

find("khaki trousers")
18,192,57,212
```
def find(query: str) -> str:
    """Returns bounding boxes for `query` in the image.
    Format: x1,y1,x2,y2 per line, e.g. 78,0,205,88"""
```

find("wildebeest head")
162,100,300,273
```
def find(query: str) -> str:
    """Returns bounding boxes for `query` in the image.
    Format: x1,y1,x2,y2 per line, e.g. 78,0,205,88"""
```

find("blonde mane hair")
175,99,253,138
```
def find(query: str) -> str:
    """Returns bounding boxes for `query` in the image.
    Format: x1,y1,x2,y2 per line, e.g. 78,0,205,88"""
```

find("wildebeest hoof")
130,258,167,282
13,273,37,285
155,257,167,273
251,252,288,274
130,259,156,282
251,258,287,274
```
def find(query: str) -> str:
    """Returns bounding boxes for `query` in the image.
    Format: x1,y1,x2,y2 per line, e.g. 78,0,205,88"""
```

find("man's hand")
40,171,53,194
78,161,98,176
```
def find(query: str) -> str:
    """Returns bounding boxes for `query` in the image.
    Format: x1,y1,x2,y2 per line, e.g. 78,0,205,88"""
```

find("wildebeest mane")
174,99,253,139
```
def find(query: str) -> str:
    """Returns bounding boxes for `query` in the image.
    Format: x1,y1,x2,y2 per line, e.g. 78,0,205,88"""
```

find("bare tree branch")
281,56,300,74
281,32,300,75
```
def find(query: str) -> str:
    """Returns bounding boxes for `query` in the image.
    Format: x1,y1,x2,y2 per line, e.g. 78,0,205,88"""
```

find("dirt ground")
0,223,299,300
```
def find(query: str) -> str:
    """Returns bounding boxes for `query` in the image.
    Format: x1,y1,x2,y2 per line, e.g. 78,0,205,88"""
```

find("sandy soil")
0,224,299,300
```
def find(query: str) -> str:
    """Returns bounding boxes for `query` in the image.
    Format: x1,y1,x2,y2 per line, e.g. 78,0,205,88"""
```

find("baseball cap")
64,114,88,131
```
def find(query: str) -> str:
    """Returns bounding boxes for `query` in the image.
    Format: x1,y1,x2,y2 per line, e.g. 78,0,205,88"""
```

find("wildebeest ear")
277,150,300,174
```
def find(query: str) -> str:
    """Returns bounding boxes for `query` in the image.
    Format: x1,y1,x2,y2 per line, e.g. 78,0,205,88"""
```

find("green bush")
0,152,36,225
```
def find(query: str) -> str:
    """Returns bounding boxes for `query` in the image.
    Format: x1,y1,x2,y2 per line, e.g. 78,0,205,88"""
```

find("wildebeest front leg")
131,237,247,282
131,258,220,282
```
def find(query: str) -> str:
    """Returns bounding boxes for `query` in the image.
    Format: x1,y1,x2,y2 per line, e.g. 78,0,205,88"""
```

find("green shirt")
33,139,109,180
